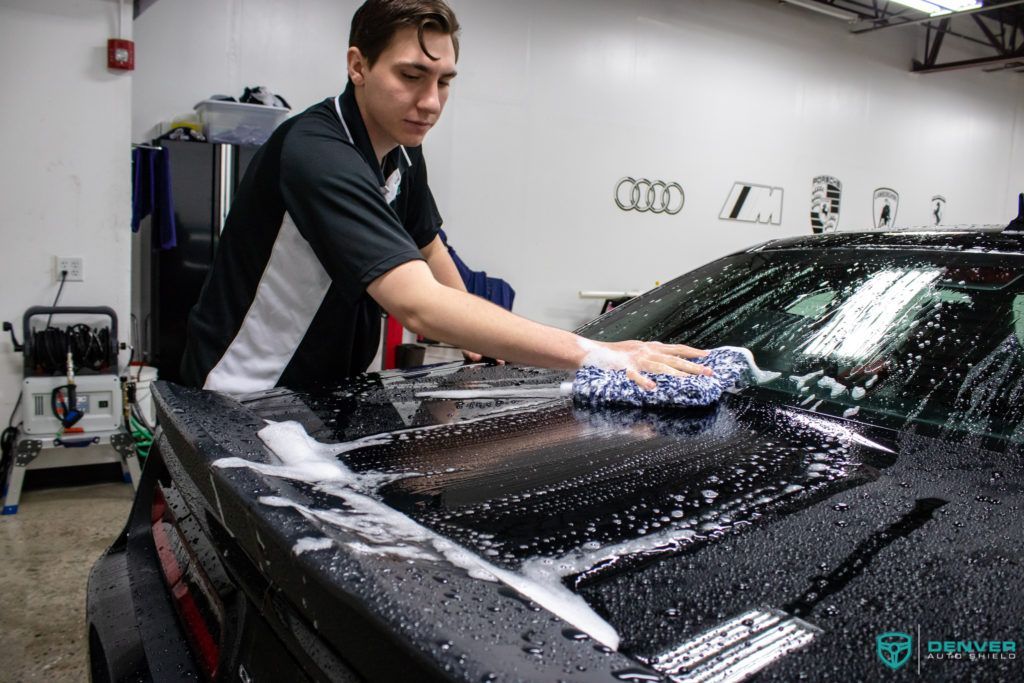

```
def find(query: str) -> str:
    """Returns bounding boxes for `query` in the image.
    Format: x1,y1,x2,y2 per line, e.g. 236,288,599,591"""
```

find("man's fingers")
626,368,656,391
656,343,709,359
462,350,484,362
654,354,713,377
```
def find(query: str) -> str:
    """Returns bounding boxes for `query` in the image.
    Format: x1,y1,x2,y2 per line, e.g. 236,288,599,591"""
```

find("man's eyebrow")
396,61,458,79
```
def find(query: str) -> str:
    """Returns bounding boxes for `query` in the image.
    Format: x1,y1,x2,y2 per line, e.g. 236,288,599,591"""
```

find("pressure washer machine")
1,306,141,514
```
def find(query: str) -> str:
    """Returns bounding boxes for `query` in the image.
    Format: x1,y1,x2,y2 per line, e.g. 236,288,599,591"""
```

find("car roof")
752,225,1024,256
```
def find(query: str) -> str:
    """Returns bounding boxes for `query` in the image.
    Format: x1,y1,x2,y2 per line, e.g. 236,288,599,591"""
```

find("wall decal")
614,177,685,215
718,182,784,225
931,195,946,225
811,176,842,234
873,188,899,230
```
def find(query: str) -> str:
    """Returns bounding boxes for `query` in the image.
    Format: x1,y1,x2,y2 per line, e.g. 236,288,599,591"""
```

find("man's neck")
353,88,397,167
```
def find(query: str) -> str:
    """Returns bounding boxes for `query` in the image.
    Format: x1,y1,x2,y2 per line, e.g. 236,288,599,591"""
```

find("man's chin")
396,132,428,148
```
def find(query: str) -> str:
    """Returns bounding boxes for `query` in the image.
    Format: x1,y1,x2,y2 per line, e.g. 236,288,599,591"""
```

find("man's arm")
420,234,499,362
420,234,466,291
367,259,709,389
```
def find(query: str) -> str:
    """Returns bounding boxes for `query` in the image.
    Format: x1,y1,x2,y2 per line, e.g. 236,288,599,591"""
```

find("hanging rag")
571,348,752,409
440,229,515,310
131,146,177,249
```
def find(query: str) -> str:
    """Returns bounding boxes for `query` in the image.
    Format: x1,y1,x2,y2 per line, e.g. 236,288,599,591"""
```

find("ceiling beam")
972,13,1009,53
912,47,1024,72
850,0,1024,34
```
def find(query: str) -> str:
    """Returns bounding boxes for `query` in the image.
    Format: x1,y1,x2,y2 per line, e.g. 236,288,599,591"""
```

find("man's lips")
404,119,433,132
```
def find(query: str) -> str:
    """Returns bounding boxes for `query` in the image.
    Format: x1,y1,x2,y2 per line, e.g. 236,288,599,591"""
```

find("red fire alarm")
107,38,134,71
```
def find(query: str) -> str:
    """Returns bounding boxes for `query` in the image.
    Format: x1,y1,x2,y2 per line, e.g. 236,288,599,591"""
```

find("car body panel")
87,230,1024,681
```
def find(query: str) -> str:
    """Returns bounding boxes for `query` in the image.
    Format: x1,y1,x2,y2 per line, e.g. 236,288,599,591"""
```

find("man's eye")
439,80,451,88
402,72,420,81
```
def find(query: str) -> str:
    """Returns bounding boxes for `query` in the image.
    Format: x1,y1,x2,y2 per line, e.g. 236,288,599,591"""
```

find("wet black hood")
155,361,1024,681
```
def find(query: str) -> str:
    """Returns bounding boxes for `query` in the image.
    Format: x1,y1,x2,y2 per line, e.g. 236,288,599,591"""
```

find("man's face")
349,26,457,156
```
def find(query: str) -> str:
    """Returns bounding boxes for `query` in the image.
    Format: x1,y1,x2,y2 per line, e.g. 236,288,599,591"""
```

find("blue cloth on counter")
131,146,177,249
572,347,748,408
439,229,515,311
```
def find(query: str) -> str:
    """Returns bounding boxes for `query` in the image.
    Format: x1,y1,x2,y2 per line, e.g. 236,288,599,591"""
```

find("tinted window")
579,249,1024,441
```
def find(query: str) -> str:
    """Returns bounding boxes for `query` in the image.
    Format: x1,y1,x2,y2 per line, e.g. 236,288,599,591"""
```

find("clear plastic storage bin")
194,99,290,146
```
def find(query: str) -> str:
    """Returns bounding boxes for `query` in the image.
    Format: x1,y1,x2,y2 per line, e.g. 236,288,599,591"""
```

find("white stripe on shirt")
204,213,331,393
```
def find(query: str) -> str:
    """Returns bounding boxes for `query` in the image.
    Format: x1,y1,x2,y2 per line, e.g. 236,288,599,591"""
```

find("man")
181,0,707,395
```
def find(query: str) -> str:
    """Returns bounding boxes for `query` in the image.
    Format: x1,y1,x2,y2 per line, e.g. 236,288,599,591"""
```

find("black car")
88,225,1024,682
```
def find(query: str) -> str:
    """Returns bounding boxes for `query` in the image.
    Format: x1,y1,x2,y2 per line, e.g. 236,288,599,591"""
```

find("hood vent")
648,607,821,683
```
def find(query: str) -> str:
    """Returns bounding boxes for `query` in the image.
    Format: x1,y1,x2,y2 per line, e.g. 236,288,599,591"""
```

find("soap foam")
714,346,782,384
816,376,848,398
218,421,621,650
294,537,334,555
577,338,631,371
416,386,569,401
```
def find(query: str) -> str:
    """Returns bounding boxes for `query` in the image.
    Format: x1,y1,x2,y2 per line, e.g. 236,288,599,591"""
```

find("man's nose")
418,82,442,115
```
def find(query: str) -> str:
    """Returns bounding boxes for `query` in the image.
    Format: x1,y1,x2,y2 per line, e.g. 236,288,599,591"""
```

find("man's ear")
348,46,368,86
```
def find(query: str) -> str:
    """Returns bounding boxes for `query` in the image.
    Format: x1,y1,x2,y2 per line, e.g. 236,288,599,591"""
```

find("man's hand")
585,340,710,391
462,350,505,364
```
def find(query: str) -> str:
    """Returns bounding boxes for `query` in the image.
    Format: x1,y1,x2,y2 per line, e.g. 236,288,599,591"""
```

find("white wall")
132,0,1024,332
0,0,132,428
131,0,360,141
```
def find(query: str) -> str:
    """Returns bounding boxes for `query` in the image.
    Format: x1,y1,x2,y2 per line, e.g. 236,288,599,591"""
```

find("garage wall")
132,0,1024,331
0,0,132,430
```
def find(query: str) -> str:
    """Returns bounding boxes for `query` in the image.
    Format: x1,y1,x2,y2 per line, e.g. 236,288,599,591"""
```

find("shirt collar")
338,81,405,185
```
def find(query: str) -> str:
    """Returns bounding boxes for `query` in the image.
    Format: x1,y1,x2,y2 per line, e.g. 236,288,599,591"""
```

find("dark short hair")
350,0,460,66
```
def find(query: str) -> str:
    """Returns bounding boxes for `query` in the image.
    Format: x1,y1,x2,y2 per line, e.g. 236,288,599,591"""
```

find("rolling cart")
2,306,141,515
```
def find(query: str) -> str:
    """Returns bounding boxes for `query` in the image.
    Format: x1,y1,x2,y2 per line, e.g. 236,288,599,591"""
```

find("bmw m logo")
719,182,783,225
877,632,913,671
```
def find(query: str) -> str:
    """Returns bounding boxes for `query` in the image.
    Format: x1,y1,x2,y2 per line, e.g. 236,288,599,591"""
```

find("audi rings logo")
615,177,685,215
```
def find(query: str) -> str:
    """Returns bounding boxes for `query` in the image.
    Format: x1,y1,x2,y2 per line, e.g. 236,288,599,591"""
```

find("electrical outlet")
56,257,84,282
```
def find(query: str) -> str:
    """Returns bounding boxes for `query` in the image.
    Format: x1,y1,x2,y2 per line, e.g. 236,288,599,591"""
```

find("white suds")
259,492,619,649
816,376,848,398
851,386,866,400
416,385,572,401
347,541,436,562
294,537,334,555
715,346,782,384
843,406,861,418
216,420,621,650
790,370,824,390
577,337,631,370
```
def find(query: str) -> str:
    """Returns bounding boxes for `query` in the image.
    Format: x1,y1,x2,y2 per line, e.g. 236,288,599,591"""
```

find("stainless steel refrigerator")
134,140,258,383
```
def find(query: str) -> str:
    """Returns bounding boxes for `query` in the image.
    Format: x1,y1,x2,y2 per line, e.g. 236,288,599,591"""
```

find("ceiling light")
889,0,983,16
780,0,859,22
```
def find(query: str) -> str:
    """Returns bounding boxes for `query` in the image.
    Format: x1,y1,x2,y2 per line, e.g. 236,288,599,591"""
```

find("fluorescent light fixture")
889,0,983,16
780,0,859,22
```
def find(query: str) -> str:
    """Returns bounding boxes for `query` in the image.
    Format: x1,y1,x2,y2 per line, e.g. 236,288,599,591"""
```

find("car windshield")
578,247,1024,442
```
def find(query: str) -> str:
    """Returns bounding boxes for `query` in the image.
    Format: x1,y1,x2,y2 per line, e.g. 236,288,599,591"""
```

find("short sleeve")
279,120,424,298
399,146,443,249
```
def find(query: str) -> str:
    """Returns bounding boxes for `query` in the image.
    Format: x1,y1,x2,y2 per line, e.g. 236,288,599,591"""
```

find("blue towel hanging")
131,146,177,249
439,228,515,310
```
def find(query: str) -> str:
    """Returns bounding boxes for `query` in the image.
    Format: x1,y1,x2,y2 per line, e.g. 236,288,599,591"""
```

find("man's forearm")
371,260,585,369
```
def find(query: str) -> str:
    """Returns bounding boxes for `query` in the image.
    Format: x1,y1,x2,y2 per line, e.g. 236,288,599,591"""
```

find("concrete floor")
0,482,135,681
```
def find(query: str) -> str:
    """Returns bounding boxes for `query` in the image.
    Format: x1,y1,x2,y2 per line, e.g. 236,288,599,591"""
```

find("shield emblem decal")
811,176,841,234
873,188,899,230
876,632,912,671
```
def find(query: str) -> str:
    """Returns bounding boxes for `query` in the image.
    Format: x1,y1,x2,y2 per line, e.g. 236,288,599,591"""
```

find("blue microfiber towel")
572,347,750,409
131,146,178,249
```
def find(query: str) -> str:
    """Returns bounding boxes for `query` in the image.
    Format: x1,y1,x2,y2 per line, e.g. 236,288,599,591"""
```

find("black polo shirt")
180,82,442,393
